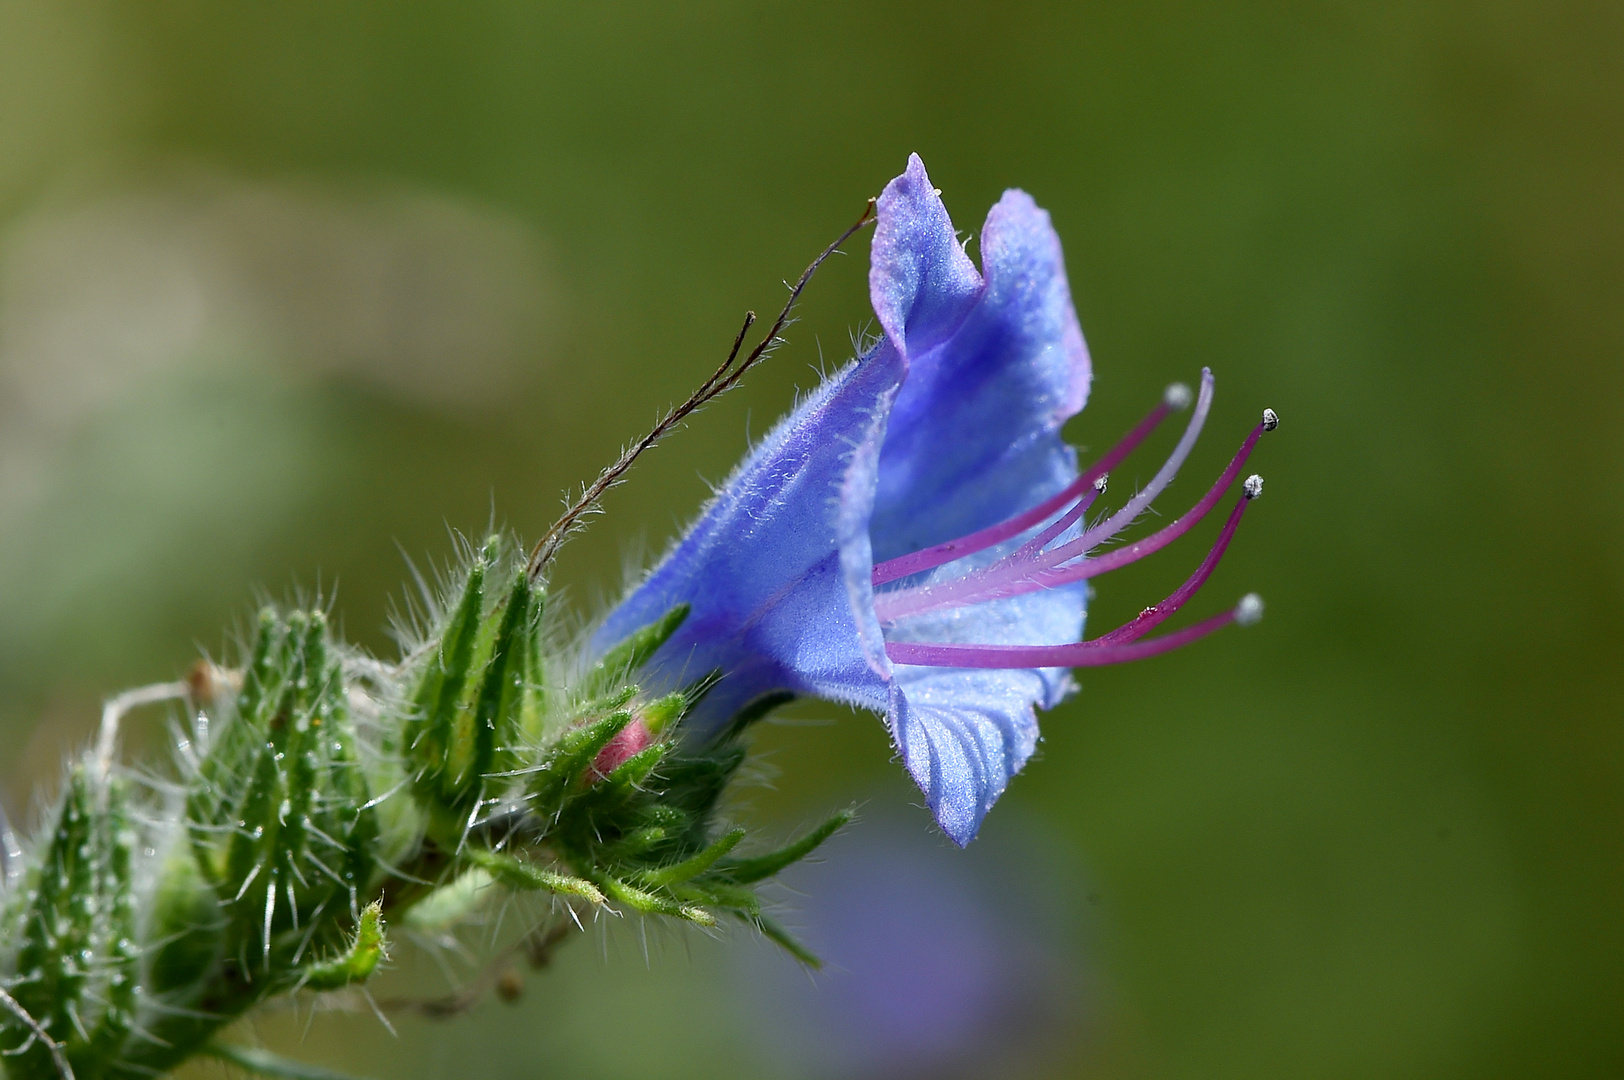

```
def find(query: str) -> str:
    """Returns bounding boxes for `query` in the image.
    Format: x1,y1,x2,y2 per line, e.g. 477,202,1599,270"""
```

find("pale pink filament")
883,487,1255,669
885,602,1249,669
869,380,1195,587
1068,368,1215,556
875,410,1266,624
871,369,1274,671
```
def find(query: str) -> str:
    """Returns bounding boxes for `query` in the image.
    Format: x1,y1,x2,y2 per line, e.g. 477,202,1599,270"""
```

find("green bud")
403,541,546,845
405,540,491,836
526,710,633,812
1,767,134,1079
187,609,288,882
601,743,666,791
637,692,687,737
467,567,540,788
173,606,377,995
83,778,139,1067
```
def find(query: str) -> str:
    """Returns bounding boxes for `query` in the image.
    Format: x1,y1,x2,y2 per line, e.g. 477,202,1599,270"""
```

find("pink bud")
590,720,654,781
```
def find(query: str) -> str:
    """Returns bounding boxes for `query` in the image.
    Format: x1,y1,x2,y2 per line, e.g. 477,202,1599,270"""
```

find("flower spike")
594,154,1276,844
5,159,1295,1080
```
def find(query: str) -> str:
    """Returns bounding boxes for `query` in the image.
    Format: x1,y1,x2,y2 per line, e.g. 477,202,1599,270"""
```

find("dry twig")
527,198,878,580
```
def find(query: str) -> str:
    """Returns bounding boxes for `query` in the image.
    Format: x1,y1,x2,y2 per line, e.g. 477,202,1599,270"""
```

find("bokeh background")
1,2,1620,1078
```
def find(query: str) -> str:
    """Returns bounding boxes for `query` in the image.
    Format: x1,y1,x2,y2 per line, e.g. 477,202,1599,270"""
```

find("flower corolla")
594,155,1271,844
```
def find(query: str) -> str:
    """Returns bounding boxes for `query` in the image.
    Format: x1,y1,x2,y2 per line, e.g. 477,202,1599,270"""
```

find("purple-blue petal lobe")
595,155,1093,844
869,186,1091,564
869,154,983,359
879,540,1085,845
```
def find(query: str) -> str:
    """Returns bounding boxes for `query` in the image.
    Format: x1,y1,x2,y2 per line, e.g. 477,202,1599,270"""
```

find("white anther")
1234,593,1265,626
1165,383,1194,410
1093,473,1109,493
1243,474,1264,500
1262,408,1279,431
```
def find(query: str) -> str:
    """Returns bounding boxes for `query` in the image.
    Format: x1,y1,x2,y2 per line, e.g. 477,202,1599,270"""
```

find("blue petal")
591,347,906,738
850,160,1093,843
882,557,1085,845
868,154,983,360
889,673,1045,847
870,184,1092,562
596,155,1094,845
835,344,902,681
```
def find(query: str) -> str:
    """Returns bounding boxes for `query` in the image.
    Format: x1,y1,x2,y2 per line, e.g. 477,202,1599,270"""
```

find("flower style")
593,155,1273,845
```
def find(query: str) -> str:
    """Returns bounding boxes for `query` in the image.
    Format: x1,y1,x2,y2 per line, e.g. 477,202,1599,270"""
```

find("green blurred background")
1,2,1619,1077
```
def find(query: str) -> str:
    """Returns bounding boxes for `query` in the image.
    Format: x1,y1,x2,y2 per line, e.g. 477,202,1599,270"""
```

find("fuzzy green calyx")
185,609,375,941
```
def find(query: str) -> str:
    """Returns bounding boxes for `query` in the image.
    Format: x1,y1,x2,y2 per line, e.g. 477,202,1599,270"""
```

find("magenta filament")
878,371,1275,670
870,379,1196,586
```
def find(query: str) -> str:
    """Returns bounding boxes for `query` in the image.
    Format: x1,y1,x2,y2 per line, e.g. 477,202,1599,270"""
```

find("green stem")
203,1042,370,1080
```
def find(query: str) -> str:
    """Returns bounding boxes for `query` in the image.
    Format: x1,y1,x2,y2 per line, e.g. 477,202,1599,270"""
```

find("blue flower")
594,155,1272,844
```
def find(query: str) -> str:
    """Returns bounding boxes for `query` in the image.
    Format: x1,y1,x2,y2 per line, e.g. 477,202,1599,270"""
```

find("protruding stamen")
1234,593,1265,626
1064,369,1216,555
1262,408,1279,432
876,395,1267,624
870,377,1196,586
1008,481,1103,562
1072,491,1255,648
885,598,1252,669
1243,474,1263,500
